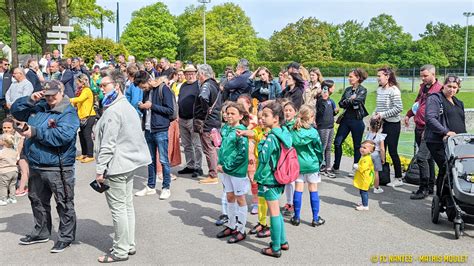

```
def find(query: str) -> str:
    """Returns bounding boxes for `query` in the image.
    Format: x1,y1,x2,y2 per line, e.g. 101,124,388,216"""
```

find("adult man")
0,58,12,115
51,49,61,62
127,55,136,65
194,64,222,184
144,58,159,79
177,65,203,177
92,54,107,69
59,59,75,98
223,58,251,102
11,80,80,253
116,54,126,69
159,57,174,77
405,64,441,200
6,68,34,109
49,61,61,81
174,60,183,71
25,58,42,92
134,71,174,199
71,57,90,82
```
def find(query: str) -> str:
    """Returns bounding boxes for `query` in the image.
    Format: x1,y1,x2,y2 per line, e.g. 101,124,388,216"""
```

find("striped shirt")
375,85,403,123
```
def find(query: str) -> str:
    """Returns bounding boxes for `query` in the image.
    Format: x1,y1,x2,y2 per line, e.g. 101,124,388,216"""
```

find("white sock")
236,205,248,233
226,202,236,229
285,183,295,205
221,192,228,215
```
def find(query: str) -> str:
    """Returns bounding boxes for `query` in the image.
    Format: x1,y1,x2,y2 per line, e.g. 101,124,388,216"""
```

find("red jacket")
405,80,442,129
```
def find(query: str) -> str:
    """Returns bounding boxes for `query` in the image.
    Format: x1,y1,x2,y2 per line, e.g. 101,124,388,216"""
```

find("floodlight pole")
198,0,211,64
463,12,473,78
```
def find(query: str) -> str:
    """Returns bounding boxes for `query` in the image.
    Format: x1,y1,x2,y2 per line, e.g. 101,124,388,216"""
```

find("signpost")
46,24,74,56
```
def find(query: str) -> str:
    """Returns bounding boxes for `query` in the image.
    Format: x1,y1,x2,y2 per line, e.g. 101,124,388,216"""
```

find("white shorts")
296,173,321,184
219,173,250,196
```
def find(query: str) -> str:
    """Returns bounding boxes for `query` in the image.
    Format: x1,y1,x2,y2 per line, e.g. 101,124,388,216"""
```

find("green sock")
270,216,281,251
279,214,287,245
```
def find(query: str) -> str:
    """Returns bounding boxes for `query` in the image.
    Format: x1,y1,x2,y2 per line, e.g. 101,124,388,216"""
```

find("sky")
92,0,474,41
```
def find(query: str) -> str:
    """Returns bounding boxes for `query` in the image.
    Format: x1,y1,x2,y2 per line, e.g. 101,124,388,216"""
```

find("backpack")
158,82,178,121
379,163,391,186
404,157,420,185
270,135,300,185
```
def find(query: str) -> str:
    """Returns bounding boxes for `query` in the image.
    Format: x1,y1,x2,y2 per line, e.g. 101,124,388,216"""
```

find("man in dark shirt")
223,58,251,101
177,65,203,177
160,57,174,77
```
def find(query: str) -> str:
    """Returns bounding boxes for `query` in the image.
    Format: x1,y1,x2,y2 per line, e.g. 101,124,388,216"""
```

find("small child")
366,118,386,194
353,140,376,211
281,101,298,217
216,102,249,243
216,102,231,226
2,118,27,196
0,134,20,206
316,80,338,178
289,105,325,227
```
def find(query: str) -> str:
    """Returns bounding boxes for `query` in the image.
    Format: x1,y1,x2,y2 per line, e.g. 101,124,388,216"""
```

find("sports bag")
271,137,300,185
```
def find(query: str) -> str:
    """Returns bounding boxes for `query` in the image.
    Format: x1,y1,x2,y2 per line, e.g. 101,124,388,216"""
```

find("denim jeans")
145,130,171,189
333,118,365,169
359,189,369,207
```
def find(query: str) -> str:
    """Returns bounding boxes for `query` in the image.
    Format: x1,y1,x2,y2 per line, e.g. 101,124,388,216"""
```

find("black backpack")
379,163,391,186
158,82,178,121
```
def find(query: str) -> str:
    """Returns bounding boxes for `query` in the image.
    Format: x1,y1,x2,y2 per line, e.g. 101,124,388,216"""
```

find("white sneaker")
171,174,177,181
348,164,358,177
355,205,369,211
135,186,156,197
387,178,404,187
373,187,384,194
7,198,17,204
0,199,7,206
159,188,171,200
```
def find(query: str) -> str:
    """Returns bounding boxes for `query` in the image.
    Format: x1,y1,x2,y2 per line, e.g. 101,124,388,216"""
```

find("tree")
64,36,128,66
402,39,449,68
268,17,333,62
6,0,18,67
337,20,368,62
120,2,178,61
176,3,258,63
255,37,271,61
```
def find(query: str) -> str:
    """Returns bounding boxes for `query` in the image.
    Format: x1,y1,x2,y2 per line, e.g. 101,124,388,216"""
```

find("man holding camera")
11,80,80,253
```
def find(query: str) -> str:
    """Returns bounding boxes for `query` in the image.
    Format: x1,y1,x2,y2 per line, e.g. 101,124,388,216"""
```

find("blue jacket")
60,69,75,98
11,96,80,169
141,83,174,133
125,83,143,117
223,70,252,101
249,79,281,102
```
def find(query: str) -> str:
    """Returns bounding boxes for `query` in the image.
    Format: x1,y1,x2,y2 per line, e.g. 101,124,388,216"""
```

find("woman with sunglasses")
425,75,465,197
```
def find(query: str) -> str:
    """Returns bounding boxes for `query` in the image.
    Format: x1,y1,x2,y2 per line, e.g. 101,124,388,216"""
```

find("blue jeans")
333,118,365,169
359,190,369,207
145,130,171,189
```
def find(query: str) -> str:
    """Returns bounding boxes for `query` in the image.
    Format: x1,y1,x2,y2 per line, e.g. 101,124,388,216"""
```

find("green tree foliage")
337,20,368,62
402,39,449,67
64,36,128,66
268,17,333,62
255,37,271,61
120,2,178,61
176,3,258,63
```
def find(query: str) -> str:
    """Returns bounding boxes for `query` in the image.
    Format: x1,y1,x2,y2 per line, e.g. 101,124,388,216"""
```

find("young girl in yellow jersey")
354,140,376,211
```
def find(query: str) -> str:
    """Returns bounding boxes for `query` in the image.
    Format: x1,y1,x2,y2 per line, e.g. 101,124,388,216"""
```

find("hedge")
64,37,129,67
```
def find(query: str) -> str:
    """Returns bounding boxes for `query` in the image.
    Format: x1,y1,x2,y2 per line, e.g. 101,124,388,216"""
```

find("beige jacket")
0,148,18,174
303,82,321,107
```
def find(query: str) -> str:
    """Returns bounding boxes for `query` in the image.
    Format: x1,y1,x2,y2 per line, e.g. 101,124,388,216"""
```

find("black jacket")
223,70,251,101
26,69,42,92
338,85,367,120
281,86,304,110
1,70,12,99
141,83,174,133
194,78,221,132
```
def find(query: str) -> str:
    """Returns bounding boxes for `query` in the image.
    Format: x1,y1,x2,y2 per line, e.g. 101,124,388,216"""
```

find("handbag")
193,91,221,133
335,111,345,124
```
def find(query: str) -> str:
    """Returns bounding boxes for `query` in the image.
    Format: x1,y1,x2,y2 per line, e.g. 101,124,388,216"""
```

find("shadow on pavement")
0,213,36,237
75,219,114,252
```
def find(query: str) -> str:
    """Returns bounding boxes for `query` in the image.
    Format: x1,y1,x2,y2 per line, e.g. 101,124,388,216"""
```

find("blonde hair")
0,134,14,148
361,140,376,152
294,104,315,130
299,65,310,81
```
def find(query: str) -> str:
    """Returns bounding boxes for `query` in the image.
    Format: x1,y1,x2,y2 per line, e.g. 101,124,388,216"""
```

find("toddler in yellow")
353,140,375,211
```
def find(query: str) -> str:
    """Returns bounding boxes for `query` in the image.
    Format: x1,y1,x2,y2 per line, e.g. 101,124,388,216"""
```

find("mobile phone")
13,122,29,133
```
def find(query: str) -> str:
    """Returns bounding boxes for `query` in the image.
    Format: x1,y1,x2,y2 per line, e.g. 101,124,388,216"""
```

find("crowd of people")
0,50,467,261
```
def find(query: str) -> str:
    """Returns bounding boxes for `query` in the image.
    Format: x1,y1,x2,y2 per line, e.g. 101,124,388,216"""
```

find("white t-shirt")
365,132,387,152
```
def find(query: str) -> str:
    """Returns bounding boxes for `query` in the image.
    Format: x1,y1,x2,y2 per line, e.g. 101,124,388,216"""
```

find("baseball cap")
43,80,63,96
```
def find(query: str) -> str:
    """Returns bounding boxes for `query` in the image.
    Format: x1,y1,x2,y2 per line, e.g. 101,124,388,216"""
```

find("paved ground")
0,153,473,265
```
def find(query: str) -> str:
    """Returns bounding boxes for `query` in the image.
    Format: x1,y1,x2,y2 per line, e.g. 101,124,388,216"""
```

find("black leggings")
79,116,95,157
382,121,402,178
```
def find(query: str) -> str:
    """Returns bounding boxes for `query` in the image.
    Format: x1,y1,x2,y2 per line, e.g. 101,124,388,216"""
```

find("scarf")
101,90,118,108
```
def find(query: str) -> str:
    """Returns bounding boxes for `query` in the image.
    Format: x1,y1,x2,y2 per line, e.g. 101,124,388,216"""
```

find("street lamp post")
198,0,210,64
463,12,473,78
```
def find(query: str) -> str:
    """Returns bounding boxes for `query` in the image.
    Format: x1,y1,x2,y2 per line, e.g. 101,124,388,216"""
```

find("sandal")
260,247,281,258
227,231,246,244
249,223,263,235
268,241,289,251
97,254,129,263
256,226,271,238
216,226,236,238
109,248,136,256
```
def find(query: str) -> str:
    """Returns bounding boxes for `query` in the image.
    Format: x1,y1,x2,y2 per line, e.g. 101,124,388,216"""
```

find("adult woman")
333,68,368,176
373,67,403,187
425,75,465,197
303,68,324,107
70,74,96,163
125,65,142,117
249,67,282,108
281,72,304,110
95,71,151,263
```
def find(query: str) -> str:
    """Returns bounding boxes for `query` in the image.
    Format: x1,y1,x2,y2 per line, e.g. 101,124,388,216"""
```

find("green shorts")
258,184,284,201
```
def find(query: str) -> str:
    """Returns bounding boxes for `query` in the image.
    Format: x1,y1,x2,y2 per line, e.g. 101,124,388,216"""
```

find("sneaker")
19,235,49,245
192,168,204,178
16,189,28,197
177,167,195,174
373,187,384,194
0,199,7,206
355,205,369,211
282,204,294,217
325,169,336,178
312,216,326,227
50,241,71,253
159,188,171,200
171,174,177,181
199,177,218,185
250,204,258,215
80,156,95,163
387,178,404,187
410,189,428,200
215,214,229,226
75,155,85,160
134,186,156,197
348,164,357,177
290,217,300,226
7,197,17,204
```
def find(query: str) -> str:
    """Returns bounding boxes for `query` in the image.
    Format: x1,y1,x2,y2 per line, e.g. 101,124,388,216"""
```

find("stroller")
431,134,474,239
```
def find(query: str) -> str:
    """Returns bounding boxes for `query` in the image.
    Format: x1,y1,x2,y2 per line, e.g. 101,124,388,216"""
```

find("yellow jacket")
70,87,96,119
353,154,374,191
